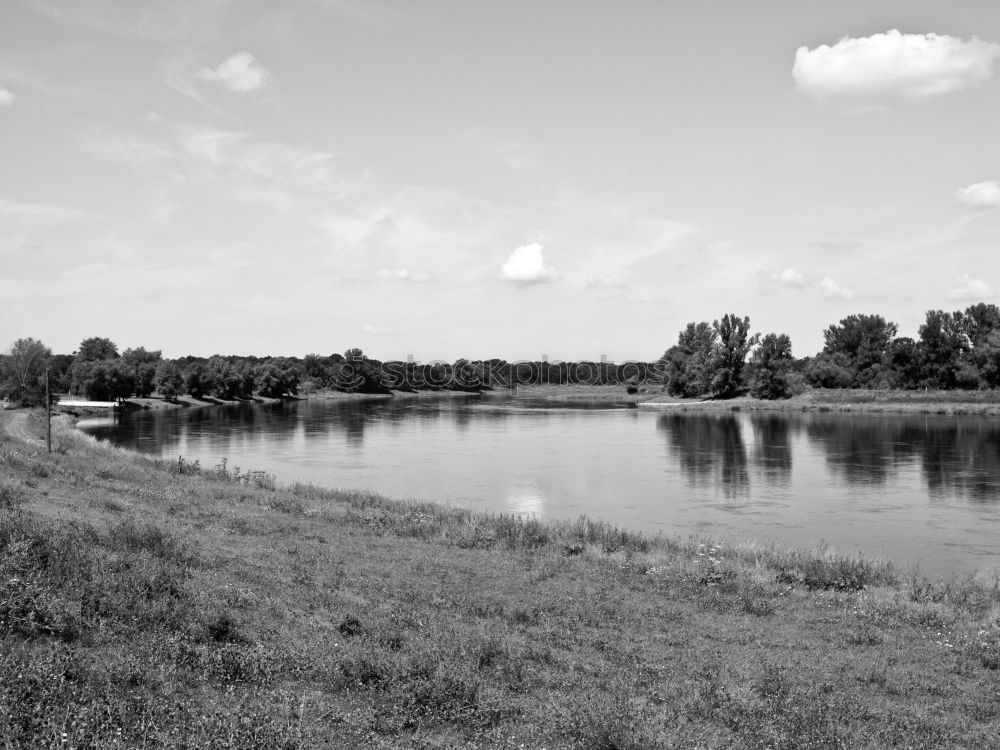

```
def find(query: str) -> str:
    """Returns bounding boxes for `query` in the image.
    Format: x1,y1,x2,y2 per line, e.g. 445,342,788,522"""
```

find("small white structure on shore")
58,400,120,409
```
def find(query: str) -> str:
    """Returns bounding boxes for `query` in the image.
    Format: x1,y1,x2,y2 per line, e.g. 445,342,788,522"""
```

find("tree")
958,303,1000,387
710,314,759,396
887,337,922,389
253,358,300,398
48,353,75,393
122,347,162,398
0,337,51,406
804,352,855,389
75,336,119,362
748,333,794,399
71,359,135,401
961,303,1000,347
918,310,970,389
206,356,253,399
70,337,122,398
822,314,898,386
661,321,717,396
661,316,758,397
153,361,184,402
182,362,215,399
970,329,1000,388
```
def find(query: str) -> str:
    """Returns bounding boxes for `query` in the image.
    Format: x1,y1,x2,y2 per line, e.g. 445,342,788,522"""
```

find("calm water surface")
78,398,1000,575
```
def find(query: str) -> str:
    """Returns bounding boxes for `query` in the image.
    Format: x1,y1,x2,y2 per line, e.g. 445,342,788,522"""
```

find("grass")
642,387,1000,415
2,408,1000,748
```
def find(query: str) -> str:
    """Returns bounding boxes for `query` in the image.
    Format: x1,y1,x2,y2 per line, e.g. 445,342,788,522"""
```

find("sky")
2,1,1000,362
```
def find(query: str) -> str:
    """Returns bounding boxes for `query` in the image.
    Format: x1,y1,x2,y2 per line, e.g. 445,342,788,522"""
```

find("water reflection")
749,415,793,486
805,418,919,486
917,421,1000,502
655,411,1000,505
504,481,546,516
657,414,749,497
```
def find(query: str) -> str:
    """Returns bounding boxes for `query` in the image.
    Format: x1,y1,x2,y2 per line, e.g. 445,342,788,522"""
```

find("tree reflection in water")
658,411,1000,505
657,413,749,497
913,420,1000,502
804,418,918,486
749,414,794,486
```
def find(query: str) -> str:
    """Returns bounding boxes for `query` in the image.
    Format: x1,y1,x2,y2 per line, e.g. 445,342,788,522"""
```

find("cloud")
955,181,1000,209
180,127,341,191
22,0,230,42
79,131,173,164
494,139,541,170
0,197,86,252
500,242,556,285
374,268,433,283
772,267,807,288
585,276,629,292
808,238,863,252
820,276,854,300
793,30,1000,109
949,273,992,301
198,52,269,93
0,87,15,106
584,276,631,300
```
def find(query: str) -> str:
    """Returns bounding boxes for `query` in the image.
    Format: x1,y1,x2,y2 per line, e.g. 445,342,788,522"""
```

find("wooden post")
45,368,51,453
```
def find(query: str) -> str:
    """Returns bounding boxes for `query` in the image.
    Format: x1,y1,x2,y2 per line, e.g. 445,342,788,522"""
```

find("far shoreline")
49,384,1000,418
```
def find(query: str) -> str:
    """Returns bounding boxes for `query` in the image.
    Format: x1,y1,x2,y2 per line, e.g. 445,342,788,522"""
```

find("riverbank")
50,387,483,417
2,408,999,748
641,388,1000,416
53,384,1000,419
481,383,651,404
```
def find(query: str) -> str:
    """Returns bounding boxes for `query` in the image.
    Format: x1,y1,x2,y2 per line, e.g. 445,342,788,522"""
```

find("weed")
206,612,243,643
337,615,365,638
494,514,550,550
738,579,776,617
107,516,191,562
170,455,201,475
0,482,25,511
846,622,884,646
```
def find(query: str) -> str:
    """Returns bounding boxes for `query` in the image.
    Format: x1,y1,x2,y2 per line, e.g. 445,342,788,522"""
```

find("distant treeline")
0,338,659,406
2,302,999,406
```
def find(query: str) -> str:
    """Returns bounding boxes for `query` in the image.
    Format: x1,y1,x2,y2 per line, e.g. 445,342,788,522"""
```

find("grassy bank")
3,409,1000,748
641,388,1000,416
481,383,651,404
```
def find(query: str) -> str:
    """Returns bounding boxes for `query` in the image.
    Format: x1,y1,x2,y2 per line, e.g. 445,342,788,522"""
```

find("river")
77,397,1000,575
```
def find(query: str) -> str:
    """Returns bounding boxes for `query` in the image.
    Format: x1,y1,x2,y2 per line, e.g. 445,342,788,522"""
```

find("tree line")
660,303,1000,399
1,303,999,406
0,336,659,406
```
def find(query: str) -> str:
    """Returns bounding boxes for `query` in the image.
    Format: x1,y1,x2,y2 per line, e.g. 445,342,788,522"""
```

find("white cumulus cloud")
500,242,556,285
793,30,1000,109
773,267,807,288
820,276,854,300
0,87,15,106
955,181,1000,209
198,52,268,93
949,273,992,301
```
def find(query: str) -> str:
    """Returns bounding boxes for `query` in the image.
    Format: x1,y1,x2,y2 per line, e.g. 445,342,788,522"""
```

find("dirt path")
0,410,44,447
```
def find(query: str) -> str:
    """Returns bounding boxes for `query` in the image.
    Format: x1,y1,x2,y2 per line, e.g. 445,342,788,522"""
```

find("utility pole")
45,368,51,453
